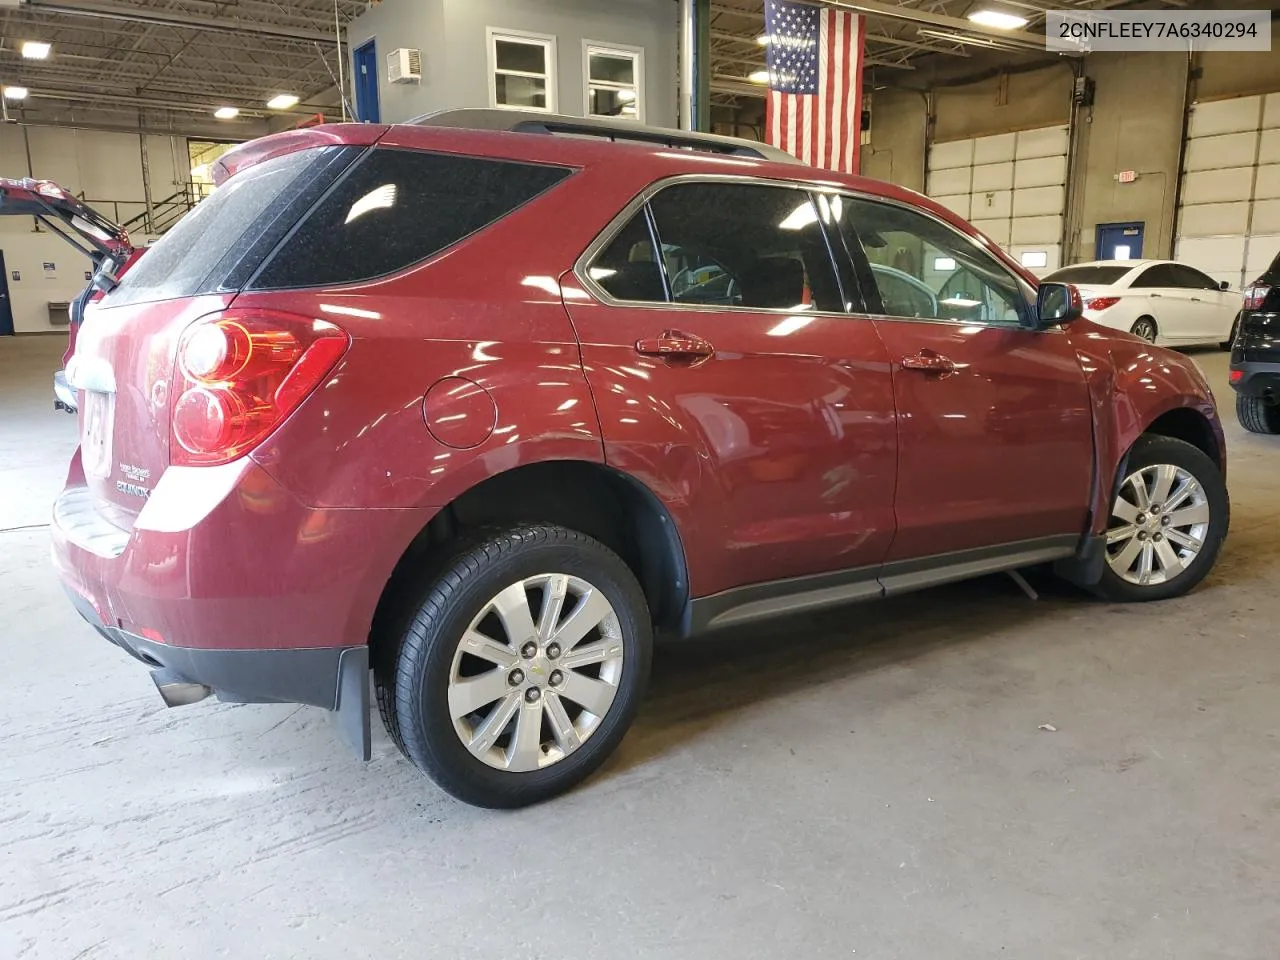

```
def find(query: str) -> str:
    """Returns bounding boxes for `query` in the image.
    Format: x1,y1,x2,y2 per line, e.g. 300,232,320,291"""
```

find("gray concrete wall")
864,88,927,192
347,0,676,126
1071,52,1189,262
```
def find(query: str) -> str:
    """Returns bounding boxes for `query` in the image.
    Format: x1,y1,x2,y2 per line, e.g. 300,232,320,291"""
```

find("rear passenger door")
561,180,898,599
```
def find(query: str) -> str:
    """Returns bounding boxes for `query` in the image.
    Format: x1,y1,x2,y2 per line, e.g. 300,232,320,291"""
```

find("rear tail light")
1230,370,1244,383
1084,296,1121,311
1243,285,1272,310
170,310,348,466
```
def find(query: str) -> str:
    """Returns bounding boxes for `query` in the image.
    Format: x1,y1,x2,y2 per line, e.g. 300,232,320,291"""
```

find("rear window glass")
105,147,337,307
1043,265,1131,285
250,148,573,290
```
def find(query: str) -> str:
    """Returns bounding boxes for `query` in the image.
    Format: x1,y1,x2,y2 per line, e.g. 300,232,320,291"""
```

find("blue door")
353,40,380,123
1095,222,1144,261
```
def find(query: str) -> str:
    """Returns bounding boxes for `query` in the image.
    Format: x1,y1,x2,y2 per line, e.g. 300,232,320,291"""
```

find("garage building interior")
1,0,1278,957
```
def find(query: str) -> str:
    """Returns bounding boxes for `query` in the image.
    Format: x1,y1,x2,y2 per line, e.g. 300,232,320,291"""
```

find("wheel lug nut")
1153,533,1163,542
549,670,563,686
1137,531,1148,541
1161,515,1171,525
508,669,524,686
521,642,537,659
525,687,541,703
1136,514,1146,524
546,642,561,659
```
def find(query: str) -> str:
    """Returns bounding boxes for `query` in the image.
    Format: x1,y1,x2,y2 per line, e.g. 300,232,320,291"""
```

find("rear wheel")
1094,435,1227,602
1236,393,1280,434
1130,317,1158,343
390,525,652,808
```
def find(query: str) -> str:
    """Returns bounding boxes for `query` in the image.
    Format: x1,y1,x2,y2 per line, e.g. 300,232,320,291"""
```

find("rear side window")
251,148,572,289
106,147,346,307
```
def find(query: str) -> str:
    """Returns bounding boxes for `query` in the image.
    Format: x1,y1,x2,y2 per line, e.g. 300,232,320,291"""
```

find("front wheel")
390,525,652,808
1094,435,1228,602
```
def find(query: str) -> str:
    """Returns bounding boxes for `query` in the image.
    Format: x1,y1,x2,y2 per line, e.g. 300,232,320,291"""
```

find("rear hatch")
1237,248,1280,362
68,135,369,523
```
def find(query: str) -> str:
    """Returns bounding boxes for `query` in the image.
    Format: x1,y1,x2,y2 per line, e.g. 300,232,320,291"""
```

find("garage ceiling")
0,0,362,133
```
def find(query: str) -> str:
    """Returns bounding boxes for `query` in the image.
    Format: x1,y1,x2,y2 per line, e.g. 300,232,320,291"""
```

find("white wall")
0,124,188,332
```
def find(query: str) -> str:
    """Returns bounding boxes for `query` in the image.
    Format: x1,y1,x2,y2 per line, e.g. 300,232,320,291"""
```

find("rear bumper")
65,584,371,758
1228,360,1280,397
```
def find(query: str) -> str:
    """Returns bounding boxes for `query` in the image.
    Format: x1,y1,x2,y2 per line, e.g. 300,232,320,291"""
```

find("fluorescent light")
967,9,1028,30
3,86,28,100
756,34,770,45
213,105,239,119
941,296,983,308
778,200,818,231
344,183,397,224
748,69,770,85
21,41,51,59
266,93,299,110
767,315,814,337
933,257,957,271
1019,250,1048,268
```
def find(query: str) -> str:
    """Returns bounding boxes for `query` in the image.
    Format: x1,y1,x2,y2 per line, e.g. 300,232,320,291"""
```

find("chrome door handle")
1191,297,1202,302
1149,293,1163,298
900,351,956,374
635,330,715,360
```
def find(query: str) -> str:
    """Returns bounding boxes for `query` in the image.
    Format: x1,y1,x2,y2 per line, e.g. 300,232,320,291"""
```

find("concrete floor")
2,333,1278,960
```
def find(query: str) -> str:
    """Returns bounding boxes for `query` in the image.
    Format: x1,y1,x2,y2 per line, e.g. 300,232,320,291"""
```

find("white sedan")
1043,260,1242,347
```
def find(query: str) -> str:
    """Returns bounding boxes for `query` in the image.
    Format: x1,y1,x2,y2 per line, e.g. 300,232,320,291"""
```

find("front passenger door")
831,196,1094,563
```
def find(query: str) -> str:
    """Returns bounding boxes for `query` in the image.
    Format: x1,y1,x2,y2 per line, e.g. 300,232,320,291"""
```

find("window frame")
832,192,1038,329
487,27,557,114
582,40,644,123
575,174,853,317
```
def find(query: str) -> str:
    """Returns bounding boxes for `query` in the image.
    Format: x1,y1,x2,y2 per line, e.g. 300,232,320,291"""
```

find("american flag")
763,0,866,173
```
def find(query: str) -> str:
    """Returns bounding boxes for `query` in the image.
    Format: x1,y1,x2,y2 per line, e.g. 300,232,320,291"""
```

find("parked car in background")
1044,260,1241,348
1229,247,1280,434
0,178,137,414
51,112,1230,808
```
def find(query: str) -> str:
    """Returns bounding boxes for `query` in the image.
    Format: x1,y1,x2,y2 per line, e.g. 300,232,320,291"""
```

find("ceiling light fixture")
213,105,239,119
967,9,1029,30
3,86,29,100
756,34,770,45
21,41,51,59
266,93,299,110
748,69,770,84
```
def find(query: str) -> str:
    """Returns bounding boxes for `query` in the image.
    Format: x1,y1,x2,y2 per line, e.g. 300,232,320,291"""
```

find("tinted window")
1131,265,1179,288
252,148,572,290
647,183,844,312
1043,265,1131,285
587,211,666,302
1170,264,1219,290
106,147,342,307
836,196,1028,325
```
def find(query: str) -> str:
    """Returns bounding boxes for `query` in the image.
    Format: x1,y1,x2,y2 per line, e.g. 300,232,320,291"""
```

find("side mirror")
1219,280,1230,290
1035,281,1083,329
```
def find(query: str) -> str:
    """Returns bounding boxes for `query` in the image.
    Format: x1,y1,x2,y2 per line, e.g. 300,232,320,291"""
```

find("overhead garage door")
1175,93,1280,290
926,125,1068,277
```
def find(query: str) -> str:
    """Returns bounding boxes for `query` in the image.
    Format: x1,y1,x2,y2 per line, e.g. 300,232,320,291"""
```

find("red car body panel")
49,121,1225,747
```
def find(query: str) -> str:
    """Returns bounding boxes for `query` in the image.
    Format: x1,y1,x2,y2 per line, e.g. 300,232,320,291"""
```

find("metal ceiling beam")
709,26,966,55
822,0,1052,49
21,0,342,43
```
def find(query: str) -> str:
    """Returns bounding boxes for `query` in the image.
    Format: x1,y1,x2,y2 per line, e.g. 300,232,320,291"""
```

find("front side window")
646,182,844,312
584,42,642,122
835,196,1029,325
1170,264,1220,290
489,29,556,112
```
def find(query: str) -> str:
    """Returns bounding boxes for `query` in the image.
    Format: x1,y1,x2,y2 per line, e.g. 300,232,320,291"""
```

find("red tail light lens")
171,310,348,466
1243,285,1272,310
1229,369,1244,383
1085,296,1121,311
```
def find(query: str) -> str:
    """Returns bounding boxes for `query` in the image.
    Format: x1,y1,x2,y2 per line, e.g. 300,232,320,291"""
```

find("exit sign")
1117,170,1138,183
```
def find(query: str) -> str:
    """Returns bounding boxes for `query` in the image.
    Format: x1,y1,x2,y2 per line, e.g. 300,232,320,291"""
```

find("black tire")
1092,435,1228,602
1130,316,1158,343
1236,393,1280,435
392,524,652,808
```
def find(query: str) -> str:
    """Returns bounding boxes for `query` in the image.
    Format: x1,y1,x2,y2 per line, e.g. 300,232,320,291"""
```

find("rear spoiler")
212,124,388,185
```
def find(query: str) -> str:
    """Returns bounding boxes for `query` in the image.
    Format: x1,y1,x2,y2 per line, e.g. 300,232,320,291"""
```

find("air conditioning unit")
388,48,422,84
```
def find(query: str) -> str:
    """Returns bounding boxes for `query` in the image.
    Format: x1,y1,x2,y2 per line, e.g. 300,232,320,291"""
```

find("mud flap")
333,645,371,761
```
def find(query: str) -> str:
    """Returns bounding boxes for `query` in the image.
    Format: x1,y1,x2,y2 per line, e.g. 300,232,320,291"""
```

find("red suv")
52,111,1229,808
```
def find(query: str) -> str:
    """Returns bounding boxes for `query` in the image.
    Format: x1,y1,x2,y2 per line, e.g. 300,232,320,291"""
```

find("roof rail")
408,108,802,164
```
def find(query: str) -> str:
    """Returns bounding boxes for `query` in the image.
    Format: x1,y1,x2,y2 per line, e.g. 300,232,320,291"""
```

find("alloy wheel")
447,573,625,772
1131,319,1157,343
1105,463,1210,586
